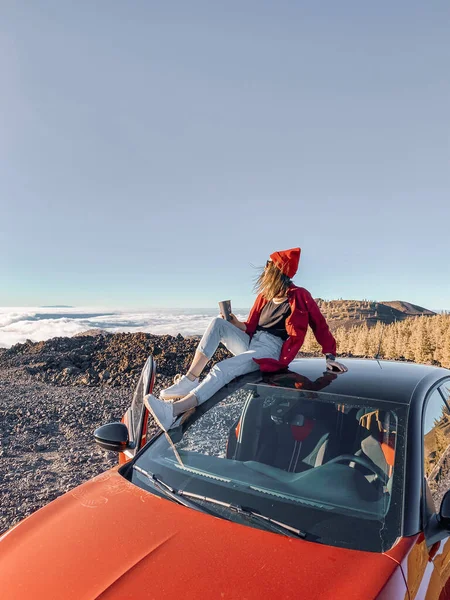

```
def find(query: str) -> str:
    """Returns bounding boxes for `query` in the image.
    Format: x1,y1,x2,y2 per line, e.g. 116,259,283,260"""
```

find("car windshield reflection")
131,380,407,552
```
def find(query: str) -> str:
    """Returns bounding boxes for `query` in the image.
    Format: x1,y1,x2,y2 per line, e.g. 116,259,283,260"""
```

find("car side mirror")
439,490,450,529
94,423,134,452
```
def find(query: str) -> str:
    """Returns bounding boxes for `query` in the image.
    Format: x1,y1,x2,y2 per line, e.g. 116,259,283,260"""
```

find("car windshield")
131,377,407,552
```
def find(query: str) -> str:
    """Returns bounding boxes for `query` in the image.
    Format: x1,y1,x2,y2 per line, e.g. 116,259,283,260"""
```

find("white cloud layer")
0,307,249,348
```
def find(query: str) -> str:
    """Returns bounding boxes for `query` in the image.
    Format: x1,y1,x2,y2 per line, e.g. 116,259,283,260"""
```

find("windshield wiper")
134,467,306,538
177,490,306,539
230,505,306,539
133,465,222,518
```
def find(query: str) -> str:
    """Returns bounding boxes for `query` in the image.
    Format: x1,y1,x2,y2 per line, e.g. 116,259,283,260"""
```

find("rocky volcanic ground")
0,331,232,535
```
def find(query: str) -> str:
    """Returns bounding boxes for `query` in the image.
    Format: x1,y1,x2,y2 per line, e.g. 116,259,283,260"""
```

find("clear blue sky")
2,1,449,310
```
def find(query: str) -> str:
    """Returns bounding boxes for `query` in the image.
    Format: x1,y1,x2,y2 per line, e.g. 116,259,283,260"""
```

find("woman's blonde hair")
254,261,292,301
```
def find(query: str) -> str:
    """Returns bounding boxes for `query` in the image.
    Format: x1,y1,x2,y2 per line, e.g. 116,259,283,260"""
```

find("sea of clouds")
0,307,250,349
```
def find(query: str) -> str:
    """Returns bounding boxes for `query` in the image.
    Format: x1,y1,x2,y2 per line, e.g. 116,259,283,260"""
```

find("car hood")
0,469,401,599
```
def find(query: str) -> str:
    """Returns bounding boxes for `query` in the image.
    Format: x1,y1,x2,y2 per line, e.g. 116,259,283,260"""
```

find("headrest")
270,398,319,425
270,400,295,424
357,409,395,436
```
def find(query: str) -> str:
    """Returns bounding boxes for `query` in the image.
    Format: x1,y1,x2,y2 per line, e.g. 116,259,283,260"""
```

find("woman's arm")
302,289,347,372
303,290,337,355
224,294,264,333
325,355,348,373
242,294,265,336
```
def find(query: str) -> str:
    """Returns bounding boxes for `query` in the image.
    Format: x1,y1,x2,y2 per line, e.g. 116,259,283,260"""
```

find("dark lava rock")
0,332,232,390
99,369,110,381
0,329,234,535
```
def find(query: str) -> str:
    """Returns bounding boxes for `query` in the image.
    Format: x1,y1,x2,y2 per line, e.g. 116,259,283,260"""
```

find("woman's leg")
175,331,284,413
173,351,260,415
173,392,198,416
186,350,210,380
160,317,251,400
186,318,250,378
194,317,250,367
147,332,283,430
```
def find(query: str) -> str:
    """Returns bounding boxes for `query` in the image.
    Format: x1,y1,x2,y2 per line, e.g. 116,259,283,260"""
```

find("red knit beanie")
269,247,301,278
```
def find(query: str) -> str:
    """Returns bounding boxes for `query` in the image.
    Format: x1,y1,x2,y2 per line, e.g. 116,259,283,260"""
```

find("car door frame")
421,378,450,529
394,375,450,599
419,378,450,596
404,371,450,537
120,355,155,464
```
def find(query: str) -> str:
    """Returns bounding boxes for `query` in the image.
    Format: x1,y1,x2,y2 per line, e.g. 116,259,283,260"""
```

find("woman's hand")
227,313,247,331
326,358,348,373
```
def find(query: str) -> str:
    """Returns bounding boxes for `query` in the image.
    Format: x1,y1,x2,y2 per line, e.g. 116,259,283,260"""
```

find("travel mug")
218,300,232,322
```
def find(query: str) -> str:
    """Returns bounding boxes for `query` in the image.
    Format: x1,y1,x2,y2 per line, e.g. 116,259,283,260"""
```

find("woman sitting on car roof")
145,247,347,431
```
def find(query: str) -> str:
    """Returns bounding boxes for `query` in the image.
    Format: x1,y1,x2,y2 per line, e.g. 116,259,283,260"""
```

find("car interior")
158,385,399,518
225,390,397,496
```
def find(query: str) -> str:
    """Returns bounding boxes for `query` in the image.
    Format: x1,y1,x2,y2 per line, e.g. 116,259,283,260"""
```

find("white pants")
192,317,283,405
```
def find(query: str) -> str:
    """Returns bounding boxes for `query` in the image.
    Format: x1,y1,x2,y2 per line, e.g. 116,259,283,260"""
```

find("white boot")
160,374,199,400
144,394,177,432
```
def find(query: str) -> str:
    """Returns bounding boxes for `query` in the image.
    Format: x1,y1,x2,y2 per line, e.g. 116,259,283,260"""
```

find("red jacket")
244,285,337,372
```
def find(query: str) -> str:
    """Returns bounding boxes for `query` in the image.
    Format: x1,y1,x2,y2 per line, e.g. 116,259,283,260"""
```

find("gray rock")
63,366,81,375
0,331,237,535
99,370,110,381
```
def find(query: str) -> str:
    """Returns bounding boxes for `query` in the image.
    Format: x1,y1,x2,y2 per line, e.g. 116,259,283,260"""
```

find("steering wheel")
326,454,389,485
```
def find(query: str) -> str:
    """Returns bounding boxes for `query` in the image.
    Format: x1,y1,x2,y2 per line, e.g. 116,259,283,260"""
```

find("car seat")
229,395,335,473
268,403,333,472
353,409,396,486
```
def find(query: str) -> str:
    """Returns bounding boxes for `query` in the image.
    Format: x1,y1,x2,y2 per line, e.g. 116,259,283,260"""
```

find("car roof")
255,358,450,405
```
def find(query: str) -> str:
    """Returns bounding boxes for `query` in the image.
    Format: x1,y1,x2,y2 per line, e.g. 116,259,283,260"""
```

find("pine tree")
299,312,450,366
354,324,370,356
405,318,419,361
442,329,450,370
368,322,385,357
383,322,397,359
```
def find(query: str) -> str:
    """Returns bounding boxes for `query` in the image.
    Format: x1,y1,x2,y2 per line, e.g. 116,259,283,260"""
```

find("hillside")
380,301,436,316
315,299,436,332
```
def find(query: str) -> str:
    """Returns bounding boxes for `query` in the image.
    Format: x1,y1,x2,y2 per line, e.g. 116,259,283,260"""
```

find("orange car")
2,356,450,599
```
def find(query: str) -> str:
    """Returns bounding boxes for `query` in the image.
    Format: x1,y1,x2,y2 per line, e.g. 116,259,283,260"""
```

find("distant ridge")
73,329,111,338
380,301,436,316
315,299,436,331
40,305,74,308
